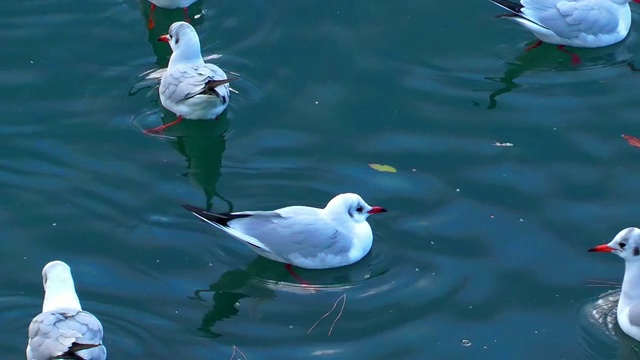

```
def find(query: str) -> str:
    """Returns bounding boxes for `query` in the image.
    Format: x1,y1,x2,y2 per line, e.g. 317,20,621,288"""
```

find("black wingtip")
183,204,252,227
182,204,240,227
182,204,205,214
488,0,524,14
53,343,101,359
183,204,220,224
205,78,235,89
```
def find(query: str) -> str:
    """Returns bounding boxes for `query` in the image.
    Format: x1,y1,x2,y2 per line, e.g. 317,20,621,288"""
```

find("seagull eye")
620,242,627,249
356,206,363,213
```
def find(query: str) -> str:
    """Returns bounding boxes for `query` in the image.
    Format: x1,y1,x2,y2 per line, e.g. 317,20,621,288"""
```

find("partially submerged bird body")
148,0,198,9
145,0,198,30
183,193,386,269
27,261,106,360
160,63,231,120
589,227,640,341
160,22,231,120
489,0,637,48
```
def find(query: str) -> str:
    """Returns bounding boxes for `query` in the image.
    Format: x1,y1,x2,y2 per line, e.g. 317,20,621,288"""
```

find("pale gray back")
160,63,229,104
230,206,354,261
27,309,106,360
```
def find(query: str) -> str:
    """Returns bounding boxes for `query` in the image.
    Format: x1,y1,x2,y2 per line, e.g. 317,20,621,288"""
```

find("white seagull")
182,193,387,271
489,0,640,63
146,0,198,30
147,21,233,134
589,227,640,341
26,261,106,360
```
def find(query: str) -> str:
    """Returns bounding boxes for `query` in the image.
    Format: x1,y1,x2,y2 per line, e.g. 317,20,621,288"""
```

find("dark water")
3,0,640,358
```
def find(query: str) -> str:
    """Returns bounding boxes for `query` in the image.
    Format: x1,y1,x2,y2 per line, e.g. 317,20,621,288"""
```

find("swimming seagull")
589,227,640,341
147,21,233,134
488,0,640,64
146,0,198,30
182,193,387,271
26,261,106,360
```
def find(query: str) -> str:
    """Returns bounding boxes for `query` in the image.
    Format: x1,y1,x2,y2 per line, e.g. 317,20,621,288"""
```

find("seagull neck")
621,261,640,301
42,282,82,313
323,207,355,230
168,41,205,68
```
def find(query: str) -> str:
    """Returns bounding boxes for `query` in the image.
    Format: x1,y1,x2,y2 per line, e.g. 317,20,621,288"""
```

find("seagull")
146,0,198,30
26,261,106,360
589,227,640,341
182,193,387,273
147,21,233,134
488,0,640,64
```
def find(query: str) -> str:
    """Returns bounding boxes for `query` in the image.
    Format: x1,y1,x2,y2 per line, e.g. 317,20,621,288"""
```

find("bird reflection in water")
137,0,205,67
188,257,298,338
485,41,638,110
168,108,231,211
133,105,230,213
189,256,383,337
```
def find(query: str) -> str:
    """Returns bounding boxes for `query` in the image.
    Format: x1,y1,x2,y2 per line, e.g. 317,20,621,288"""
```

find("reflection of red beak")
367,206,387,214
158,35,170,43
588,244,614,253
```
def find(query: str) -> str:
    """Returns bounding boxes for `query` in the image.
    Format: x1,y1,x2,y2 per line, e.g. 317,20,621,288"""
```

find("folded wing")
184,205,352,264
28,310,106,360
521,0,620,38
161,64,230,104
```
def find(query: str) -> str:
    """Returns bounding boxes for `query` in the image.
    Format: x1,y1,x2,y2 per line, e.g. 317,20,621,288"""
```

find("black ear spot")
634,247,639,256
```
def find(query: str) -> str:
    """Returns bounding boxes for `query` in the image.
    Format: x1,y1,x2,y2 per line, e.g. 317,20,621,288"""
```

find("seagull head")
158,21,204,66
41,260,82,312
42,260,73,288
589,227,640,262
325,193,387,224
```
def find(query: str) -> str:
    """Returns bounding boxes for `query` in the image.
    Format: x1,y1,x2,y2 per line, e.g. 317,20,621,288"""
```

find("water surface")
2,0,640,358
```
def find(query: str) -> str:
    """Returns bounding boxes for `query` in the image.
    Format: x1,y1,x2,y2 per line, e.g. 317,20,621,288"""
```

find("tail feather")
488,0,524,15
204,78,235,91
53,342,101,359
182,204,275,255
182,205,250,227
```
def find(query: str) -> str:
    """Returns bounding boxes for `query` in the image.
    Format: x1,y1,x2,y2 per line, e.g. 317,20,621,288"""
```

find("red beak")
588,244,614,253
367,206,387,214
158,35,170,43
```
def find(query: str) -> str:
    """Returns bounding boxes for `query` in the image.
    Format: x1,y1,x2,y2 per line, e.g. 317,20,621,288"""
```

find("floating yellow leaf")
368,164,397,173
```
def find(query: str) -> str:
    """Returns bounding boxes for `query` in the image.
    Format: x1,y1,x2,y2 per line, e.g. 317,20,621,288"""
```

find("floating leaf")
368,164,397,173
622,134,640,148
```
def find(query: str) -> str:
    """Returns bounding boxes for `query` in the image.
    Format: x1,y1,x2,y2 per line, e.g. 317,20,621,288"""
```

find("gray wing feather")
160,64,228,104
521,0,620,38
228,207,353,261
28,310,106,360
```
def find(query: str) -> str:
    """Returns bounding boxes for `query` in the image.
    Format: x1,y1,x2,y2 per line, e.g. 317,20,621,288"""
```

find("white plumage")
489,0,639,47
183,193,387,269
147,22,232,134
26,261,106,360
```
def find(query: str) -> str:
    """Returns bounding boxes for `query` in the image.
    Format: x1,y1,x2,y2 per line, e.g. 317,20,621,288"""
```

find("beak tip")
588,244,614,253
367,206,387,214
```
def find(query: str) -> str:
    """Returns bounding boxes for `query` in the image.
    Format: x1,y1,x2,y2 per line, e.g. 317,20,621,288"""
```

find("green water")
2,0,640,358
